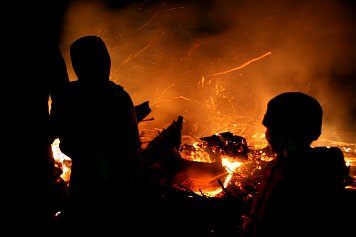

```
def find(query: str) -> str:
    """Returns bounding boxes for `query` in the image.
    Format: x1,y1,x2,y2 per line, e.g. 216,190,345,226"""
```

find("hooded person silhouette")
50,36,143,231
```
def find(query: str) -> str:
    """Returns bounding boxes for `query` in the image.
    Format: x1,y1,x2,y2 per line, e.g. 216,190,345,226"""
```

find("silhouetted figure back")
5,2,70,233
50,36,142,230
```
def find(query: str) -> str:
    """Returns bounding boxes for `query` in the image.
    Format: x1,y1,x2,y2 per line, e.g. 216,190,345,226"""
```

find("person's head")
262,92,323,153
70,35,111,84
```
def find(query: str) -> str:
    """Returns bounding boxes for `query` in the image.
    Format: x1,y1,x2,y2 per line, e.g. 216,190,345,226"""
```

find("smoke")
59,0,356,143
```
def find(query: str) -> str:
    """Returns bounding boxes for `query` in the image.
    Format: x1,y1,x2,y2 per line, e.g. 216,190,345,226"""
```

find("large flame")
51,138,72,184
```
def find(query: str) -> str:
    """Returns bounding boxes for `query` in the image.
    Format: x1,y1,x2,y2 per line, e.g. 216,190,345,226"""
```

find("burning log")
139,115,185,191
136,115,256,200
180,131,249,163
130,117,251,236
174,132,251,196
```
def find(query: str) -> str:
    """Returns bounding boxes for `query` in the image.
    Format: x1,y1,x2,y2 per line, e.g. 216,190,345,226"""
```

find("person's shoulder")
310,147,349,190
109,81,131,96
311,146,344,160
108,81,123,88
67,81,80,90
108,81,124,92
62,81,82,97
310,146,347,173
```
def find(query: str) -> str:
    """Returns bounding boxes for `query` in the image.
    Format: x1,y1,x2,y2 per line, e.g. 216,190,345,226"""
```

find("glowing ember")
174,132,273,197
50,132,356,198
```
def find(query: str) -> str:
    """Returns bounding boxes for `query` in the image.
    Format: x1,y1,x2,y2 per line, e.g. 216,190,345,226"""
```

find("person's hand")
134,101,152,122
